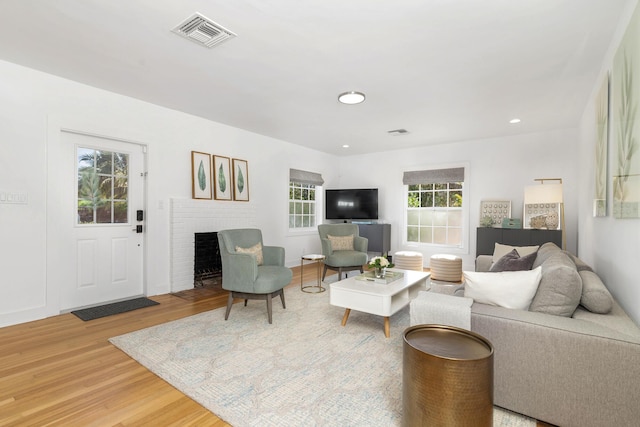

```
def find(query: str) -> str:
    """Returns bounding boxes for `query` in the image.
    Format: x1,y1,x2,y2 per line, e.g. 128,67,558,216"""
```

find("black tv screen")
325,188,378,220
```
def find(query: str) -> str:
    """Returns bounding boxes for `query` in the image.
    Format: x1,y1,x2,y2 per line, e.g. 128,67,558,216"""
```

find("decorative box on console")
501,218,522,229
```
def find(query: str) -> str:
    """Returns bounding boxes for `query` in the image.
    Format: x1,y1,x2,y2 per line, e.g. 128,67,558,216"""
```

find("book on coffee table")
356,270,404,284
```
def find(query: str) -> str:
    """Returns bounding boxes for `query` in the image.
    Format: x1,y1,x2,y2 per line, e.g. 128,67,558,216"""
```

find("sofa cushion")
463,267,542,310
236,242,264,265
563,251,594,272
327,234,354,251
579,270,613,314
529,252,582,317
531,242,561,269
490,249,537,272
492,243,539,263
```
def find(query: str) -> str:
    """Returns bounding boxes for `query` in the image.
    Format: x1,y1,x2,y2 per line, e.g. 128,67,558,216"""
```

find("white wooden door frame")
46,119,148,314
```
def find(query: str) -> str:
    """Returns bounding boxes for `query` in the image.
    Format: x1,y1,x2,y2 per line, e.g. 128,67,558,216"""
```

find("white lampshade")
524,183,563,204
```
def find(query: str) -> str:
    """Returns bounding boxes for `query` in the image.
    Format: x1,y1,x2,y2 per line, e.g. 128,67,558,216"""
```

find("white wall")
337,129,580,271
0,59,336,327
577,0,640,325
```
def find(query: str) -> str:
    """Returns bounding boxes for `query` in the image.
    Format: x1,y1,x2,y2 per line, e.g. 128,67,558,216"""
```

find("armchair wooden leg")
224,292,234,320
279,289,286,309
266,296,273,324
322,264,328,281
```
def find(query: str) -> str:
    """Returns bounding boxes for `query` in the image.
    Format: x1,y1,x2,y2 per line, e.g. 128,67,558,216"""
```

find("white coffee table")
329,269,430,338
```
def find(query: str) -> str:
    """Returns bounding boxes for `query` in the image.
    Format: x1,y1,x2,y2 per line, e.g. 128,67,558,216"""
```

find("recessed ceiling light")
510,118,521,124
338,91,365,105
342,144,350,148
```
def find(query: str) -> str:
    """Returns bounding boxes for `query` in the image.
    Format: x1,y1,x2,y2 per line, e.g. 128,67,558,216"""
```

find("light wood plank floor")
0,264,553,426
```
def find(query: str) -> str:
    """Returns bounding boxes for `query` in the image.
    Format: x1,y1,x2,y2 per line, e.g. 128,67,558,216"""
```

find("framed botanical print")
191,151,212,200
213,155,232,201
593,74,609,217
232,158,249,201
611,4,640,218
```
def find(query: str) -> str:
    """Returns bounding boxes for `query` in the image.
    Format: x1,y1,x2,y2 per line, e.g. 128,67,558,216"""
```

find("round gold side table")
300,254,326,293
402,324,494,426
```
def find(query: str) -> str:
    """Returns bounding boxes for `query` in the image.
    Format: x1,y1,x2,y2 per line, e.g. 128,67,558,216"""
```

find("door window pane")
77,147,129,225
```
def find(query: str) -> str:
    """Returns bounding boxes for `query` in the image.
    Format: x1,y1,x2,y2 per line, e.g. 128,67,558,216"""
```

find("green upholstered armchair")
317,223,368,281
218,229,293,324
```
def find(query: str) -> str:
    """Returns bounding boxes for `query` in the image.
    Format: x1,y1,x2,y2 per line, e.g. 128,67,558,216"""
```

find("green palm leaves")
236,165,244,194
198,161,207,191
218,162,227,193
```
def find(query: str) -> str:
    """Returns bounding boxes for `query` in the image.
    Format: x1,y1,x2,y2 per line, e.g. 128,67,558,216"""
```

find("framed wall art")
213,155,232,201
232,158,249,201
479,200,511,227
593,74,609,217
523,181,563,230
191,151,212,200
611,4,640,219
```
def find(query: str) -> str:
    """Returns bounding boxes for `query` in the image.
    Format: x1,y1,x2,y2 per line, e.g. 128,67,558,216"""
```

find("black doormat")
71,297,159,321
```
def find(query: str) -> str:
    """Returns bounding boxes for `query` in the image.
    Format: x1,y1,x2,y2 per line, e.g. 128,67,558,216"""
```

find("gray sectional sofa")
471,242,640,427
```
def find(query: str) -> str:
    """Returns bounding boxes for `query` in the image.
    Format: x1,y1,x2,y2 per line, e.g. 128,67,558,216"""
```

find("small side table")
300,254,326,293
402,325,494,426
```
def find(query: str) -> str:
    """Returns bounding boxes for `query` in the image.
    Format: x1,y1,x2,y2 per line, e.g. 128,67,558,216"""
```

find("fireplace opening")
194,232,222,287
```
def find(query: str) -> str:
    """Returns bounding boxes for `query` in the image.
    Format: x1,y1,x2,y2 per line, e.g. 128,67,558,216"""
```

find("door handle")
132,225,143,233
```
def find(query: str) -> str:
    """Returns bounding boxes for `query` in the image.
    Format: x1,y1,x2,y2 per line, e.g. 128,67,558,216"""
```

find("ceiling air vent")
172,12,236,48
388,129,409,135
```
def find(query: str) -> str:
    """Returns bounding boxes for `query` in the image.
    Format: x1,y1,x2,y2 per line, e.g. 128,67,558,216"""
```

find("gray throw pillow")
490,249,537,272
579,270,613,314
529,252,582,317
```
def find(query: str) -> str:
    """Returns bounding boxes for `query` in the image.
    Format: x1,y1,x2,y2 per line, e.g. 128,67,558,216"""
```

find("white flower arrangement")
369,256,394,269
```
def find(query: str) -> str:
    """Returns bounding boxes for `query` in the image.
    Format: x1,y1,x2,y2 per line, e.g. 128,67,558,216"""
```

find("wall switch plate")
0,191,28,204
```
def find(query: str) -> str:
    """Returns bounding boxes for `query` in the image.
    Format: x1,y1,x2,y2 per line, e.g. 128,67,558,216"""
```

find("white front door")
54,130,145,310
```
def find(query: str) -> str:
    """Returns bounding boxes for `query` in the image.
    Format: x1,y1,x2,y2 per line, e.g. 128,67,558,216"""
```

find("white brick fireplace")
170,198,257,292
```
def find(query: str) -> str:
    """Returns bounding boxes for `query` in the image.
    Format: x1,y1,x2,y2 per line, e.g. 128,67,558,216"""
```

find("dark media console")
476,227,562,256
357,223,391,256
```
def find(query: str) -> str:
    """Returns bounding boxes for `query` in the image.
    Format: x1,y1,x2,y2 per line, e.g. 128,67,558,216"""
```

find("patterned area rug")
110,285,535,426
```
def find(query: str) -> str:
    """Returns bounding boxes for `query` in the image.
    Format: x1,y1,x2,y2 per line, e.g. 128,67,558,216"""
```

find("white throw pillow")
492,242,539,263
463,267,542,310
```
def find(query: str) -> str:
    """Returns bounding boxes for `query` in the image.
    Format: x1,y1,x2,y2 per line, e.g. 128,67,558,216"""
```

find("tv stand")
358,224,391,256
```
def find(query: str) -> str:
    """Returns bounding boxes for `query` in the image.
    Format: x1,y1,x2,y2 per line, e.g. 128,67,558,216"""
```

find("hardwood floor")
0,265,553,426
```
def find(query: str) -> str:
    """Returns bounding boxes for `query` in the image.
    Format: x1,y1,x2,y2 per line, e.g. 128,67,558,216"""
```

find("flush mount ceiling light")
510,118,521,124
338,91,365,105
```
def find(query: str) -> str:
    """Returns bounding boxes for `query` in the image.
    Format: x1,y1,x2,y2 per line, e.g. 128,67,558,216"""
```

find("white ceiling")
0,0,629,156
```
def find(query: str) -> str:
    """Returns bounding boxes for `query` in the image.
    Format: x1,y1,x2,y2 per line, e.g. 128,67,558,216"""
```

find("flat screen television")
325,188,378,220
